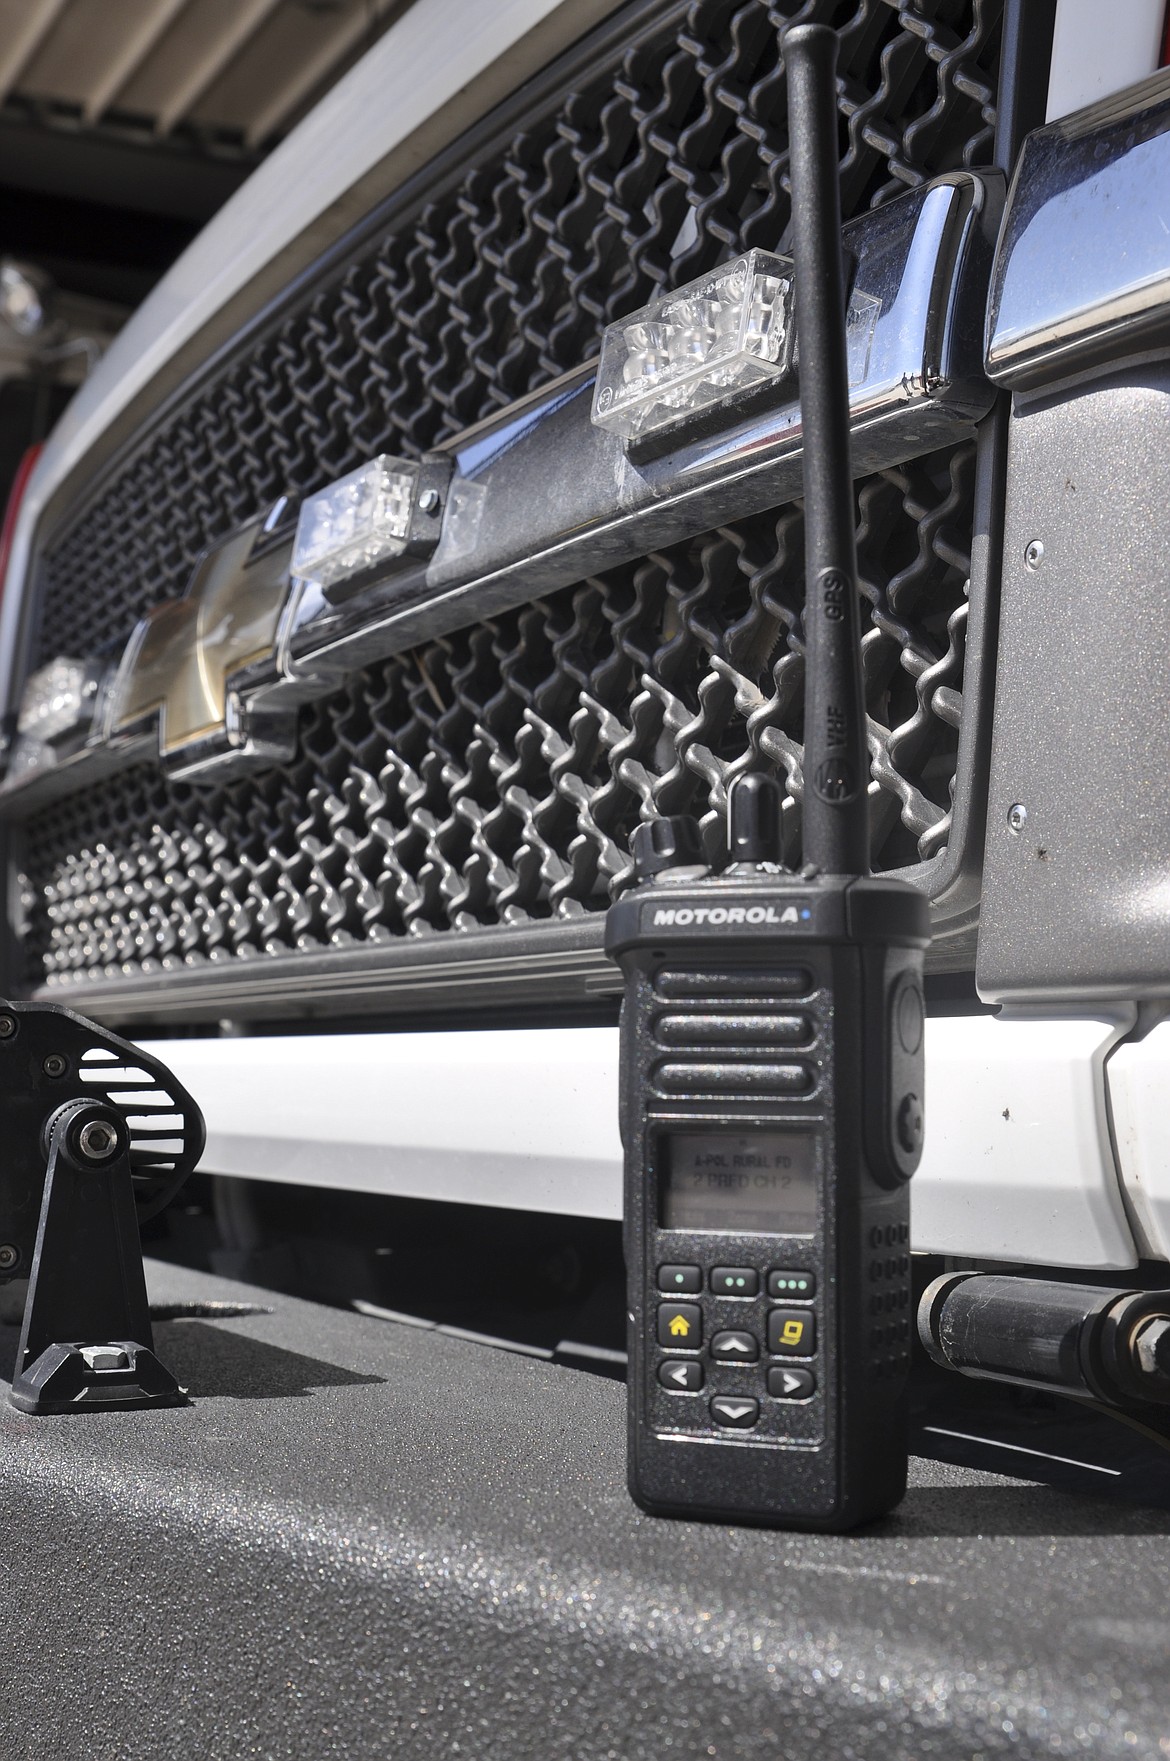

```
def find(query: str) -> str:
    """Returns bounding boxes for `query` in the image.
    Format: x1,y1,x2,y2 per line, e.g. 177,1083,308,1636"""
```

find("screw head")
77,1119,119,1162
0,1244,19,1272
1134,1316,1170,1380
417,487,441,516
80,1345,130,1372
1007,803,1028,834
42,1053,67,1079
1024,540,1044,570
0,1015,15,1040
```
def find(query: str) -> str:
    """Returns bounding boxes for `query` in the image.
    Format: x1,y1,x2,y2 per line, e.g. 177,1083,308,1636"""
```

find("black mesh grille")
33,0,1000,667
17,0,1001,1001
23,442,973,989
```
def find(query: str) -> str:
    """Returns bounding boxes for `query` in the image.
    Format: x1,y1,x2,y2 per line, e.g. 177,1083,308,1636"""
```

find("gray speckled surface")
979,367,1170,1002
1,1260,1168,1760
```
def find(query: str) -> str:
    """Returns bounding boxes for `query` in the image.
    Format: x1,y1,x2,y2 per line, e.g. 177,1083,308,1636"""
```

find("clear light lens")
0,261,47,337
17,657,97,742
292,456,419,588
592,251,794,442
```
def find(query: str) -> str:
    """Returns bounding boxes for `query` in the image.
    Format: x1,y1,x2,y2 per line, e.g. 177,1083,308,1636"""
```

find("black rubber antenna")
785,23,869,879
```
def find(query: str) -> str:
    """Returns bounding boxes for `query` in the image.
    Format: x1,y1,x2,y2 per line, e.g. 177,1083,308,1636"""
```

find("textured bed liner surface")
1,1260,1167,1760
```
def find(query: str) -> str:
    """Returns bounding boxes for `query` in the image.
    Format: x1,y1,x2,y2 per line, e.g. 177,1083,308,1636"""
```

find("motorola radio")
605,24,930,1529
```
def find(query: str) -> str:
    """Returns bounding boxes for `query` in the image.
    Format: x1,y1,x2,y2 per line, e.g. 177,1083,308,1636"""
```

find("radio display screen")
662,1129,818,1234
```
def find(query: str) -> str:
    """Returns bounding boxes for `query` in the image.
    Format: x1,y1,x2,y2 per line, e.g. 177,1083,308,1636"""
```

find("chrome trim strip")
987,68,1170,390
0,171,1000,813
282,170,1000,687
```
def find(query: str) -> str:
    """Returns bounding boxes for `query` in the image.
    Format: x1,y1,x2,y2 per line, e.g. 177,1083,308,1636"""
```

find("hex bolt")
417,488,441,516
77,1119,119,1162
1134,1316,1170,1381
42,1053,67,1079
1007,803,1028,834
80,1345,130,1372
0,1244,18,1272
0,1014,15,1040
1024,540,1044,570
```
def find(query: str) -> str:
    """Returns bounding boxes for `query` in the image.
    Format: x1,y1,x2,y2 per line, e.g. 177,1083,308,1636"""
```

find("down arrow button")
710,1396,759,1428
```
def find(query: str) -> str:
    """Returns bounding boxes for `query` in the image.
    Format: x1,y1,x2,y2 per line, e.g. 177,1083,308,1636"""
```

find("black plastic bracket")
0,998,205,1416
10,1098,186,1414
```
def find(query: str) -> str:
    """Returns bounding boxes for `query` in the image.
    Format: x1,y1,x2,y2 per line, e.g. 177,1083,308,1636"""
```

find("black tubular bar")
784,23,869,881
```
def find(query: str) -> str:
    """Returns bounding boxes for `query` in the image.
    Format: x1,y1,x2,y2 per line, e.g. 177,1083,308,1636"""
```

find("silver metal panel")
978,365,1170,1003
987,68,1170,390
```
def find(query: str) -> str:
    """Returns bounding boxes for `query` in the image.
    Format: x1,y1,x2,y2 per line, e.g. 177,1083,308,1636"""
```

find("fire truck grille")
23,443,974,991
32,0,999,665
16,0,1001,1003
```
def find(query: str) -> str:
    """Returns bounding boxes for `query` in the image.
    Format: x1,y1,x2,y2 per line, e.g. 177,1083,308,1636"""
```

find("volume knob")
630,816,704,881
727,773,783,864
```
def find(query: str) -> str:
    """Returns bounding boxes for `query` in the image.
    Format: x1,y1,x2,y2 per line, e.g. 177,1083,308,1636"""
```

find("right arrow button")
767,1366,816,1400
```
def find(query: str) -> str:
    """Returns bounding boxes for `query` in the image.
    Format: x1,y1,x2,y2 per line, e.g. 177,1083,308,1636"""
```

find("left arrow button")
658,1359,704,1392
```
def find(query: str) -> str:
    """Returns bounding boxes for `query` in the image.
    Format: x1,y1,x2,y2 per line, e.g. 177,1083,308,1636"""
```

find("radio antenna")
785,24,869,879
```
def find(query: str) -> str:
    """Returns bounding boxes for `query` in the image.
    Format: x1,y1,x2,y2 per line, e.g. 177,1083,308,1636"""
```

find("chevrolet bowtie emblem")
111,510,294,755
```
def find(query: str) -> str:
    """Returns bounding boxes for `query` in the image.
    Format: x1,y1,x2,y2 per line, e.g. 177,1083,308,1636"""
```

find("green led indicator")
674,1273,684,1285
735,1277,745,1288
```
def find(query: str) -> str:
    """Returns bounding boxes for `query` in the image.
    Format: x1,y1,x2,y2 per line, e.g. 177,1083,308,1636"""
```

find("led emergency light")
17,657,99,744
292,455,420,590
591,250,794,443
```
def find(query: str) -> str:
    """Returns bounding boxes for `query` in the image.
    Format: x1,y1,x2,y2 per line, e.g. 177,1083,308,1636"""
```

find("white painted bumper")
145,1011,1148,1271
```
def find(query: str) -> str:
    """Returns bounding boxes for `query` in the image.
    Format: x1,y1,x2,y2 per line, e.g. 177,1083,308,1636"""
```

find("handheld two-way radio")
605,24,930,1529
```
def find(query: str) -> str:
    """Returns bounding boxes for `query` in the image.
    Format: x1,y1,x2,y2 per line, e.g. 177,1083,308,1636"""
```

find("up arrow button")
711,1330,760,1362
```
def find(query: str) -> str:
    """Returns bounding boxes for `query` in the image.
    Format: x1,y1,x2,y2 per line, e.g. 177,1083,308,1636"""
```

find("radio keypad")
652,1256,820,1428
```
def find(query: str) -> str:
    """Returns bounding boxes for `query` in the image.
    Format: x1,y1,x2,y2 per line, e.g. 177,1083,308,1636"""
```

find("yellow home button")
657,1304,702,1348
